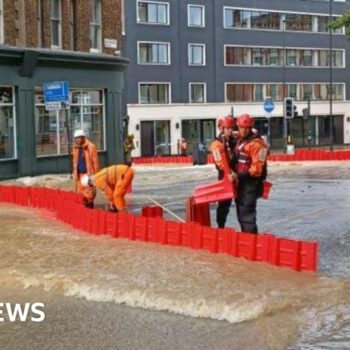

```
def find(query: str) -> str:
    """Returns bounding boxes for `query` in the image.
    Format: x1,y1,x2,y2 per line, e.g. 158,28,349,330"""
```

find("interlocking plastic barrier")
133,149,350,165
0,185,318,272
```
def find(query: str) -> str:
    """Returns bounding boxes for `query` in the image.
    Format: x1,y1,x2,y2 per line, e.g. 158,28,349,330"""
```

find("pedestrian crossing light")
284,97,294,119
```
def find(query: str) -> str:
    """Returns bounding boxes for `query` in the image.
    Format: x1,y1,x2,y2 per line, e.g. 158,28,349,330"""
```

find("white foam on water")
1,268,293,324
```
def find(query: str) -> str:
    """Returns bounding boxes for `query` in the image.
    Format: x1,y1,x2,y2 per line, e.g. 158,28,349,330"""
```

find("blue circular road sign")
264,99,275,113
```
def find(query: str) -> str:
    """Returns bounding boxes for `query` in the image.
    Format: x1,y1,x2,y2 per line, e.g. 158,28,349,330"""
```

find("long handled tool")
143,195,185,223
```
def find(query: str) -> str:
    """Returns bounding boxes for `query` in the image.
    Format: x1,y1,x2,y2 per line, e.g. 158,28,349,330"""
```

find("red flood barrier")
185,197,211,227
141,206,163,218
131,149,350,165
0,185,318,272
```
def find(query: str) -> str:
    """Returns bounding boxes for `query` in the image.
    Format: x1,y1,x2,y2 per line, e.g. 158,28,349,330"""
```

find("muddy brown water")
1,163,350,349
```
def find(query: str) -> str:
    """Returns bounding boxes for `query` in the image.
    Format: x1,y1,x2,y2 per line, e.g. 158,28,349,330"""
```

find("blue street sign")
264,99,275,113
43,81,69,103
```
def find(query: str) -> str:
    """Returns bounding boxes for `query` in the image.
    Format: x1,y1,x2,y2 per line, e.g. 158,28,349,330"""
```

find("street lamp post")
283,19,287,153
329,0,334,151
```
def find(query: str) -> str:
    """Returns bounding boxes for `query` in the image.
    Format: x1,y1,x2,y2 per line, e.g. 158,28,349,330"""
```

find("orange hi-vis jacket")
72,139,99,180
94,165,134,211
235,134,268,178
210,135,237,175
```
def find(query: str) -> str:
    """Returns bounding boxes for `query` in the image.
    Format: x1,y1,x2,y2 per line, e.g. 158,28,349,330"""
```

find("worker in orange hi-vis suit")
72,130,99,208
210,116,238,228
81,165,134,212
234,114,268,234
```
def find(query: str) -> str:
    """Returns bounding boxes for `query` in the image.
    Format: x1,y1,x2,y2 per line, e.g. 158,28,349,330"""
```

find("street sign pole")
264,99,274,148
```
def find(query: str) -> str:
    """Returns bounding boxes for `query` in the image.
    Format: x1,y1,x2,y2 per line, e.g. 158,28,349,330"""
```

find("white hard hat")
74,129,85,138
81,174,91,187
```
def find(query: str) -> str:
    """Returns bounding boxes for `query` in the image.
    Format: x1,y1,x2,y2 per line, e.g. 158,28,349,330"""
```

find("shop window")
35,89,105,157
137,1,169,25
90,0,101,52
51,0,62,48
0,87,16,160
139,83,170,104
138,42,170,64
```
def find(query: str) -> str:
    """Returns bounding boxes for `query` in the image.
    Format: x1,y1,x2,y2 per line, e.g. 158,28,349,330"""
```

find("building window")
189,83,206,103
139,83,170,104
51,0,62,48
90,0,102,52
225,46,344,68
137,1,169,25
35,89,105,156
138,42,170,64
223,8,344,34
224,9,250,28
70,0,77,50
37,0,42,47
0,0,4,45
188,44,206,66
188,5,205,27
0,87,16,160
226,83,344,102
286,49,297,66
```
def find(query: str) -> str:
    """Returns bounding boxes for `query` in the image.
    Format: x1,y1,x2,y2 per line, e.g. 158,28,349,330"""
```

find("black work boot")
84,202,94,209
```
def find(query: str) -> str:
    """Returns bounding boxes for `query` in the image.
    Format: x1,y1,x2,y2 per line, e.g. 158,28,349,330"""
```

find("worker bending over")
72,130,99,208
210,116,238,228
81,164,134,212
233,114,268,233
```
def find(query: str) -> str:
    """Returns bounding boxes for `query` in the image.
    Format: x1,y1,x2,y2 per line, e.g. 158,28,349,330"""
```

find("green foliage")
328,11,350,40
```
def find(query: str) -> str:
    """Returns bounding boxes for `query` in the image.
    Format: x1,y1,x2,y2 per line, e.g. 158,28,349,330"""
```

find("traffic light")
284,97,294,119
293,105,298,118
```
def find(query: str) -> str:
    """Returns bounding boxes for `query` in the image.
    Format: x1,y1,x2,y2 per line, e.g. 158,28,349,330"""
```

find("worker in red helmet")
210,115,238,228
233,114,268,234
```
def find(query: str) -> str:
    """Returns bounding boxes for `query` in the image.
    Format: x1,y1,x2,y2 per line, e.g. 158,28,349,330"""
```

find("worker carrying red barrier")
210,116,238,228
81,164,134,212
233,114,268,234
72,130,99,209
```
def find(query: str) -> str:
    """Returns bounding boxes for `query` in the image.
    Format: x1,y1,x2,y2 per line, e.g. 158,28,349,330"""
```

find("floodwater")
0,161,350,349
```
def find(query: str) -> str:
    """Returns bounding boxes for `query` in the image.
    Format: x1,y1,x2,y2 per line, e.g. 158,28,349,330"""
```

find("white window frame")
187,4,205,28
188,43,206,66
223,44,346,69
0,0,3,45
50,0,62,49
0,86,17,161
137,41,171,65
90,0,102,53
138,82,171,104
222,6,344,35
189,82,207,103
224,82,346,102
136,0,170,26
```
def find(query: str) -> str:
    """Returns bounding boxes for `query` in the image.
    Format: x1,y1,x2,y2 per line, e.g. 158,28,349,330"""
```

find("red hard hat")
217,115,235,128
237,114,254,127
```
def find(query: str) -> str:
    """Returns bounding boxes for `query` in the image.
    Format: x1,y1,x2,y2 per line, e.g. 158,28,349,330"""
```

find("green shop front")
0,47,128,179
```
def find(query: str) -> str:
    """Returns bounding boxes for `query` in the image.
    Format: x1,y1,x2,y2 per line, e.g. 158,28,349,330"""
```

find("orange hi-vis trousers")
94,165,134,211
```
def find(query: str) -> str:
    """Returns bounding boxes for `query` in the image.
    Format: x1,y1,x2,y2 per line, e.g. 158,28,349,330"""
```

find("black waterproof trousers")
235,179,262,234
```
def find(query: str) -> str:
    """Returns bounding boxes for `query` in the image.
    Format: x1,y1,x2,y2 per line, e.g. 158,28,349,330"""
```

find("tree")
328,12,350,40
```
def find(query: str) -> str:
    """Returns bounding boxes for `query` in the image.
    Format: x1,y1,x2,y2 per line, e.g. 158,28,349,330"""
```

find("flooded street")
0,161,350,349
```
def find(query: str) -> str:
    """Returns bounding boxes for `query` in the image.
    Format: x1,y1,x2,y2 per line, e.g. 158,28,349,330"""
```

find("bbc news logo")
0,303,45,322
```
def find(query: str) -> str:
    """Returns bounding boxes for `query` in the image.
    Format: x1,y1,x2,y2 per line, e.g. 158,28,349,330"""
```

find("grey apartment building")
123,0,350,157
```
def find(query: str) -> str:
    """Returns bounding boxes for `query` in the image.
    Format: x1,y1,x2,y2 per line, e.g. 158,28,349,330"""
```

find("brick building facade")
1,0,121,55
0,0,128,179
